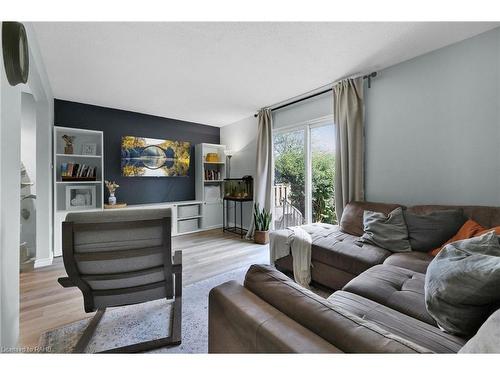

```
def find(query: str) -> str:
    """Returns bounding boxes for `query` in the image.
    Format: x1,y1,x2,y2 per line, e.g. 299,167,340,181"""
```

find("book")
60,163,97,180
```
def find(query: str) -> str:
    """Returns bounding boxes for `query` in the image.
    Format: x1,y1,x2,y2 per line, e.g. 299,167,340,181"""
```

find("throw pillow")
357,207,412,252
404,209,466,252
459,308,500,353
425,231,500,337
476,226,500,237
429,219,485,256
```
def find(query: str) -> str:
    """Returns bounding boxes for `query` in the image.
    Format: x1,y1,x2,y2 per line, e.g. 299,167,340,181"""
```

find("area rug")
38,266,250,353
38,266,331,353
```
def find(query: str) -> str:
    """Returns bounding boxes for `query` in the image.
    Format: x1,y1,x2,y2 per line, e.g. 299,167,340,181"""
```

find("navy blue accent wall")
54,99,220,204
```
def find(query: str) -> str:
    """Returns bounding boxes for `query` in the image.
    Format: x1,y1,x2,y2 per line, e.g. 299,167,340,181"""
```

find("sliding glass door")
273,119,335,228
311,124,336,224
273,129,306,228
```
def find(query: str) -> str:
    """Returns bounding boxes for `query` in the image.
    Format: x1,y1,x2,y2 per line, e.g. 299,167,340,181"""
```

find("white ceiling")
32,22,498,127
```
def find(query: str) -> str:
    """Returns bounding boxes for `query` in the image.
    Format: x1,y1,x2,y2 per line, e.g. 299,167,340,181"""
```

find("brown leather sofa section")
208,280,341,353
242,264,430,353
275,255,355,291
279,201,500,291
209,202,500,353
342,264,435,326
383,252,433,273
327,291,465,353
406,205,500,228
340,202,500,238
340,201,402,236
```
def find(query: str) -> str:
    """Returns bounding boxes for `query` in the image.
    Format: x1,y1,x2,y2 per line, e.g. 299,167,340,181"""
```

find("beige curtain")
333,77,365,221
246,108,274,239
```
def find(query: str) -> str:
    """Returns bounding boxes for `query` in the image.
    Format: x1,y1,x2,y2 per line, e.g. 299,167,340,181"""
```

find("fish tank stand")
223,196,253,238
223,176,253,238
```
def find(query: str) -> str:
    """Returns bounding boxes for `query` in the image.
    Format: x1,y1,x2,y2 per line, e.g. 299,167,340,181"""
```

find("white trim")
53,126,102,135
272,114,334,134
34,255,53,268
305,126,312,223
273,117,335,225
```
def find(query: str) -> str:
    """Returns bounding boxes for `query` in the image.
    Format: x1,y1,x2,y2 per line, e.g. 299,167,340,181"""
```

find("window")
273,118,335,228
311,124,336,224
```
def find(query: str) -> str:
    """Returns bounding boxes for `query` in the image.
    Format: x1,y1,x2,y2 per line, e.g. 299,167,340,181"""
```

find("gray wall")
55,99,220,205
220,115,258,229
365,27,500,206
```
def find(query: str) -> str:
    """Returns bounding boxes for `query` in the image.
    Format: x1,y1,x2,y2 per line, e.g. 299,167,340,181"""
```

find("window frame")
272,115,334,224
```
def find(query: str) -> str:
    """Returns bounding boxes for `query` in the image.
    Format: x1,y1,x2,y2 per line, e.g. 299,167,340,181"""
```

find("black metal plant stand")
223,196,253,238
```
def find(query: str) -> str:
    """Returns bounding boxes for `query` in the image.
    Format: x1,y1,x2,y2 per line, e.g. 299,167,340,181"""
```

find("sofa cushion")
383,252,433,274
275,254,359,291
271,225,392,279
408,205,500,229
312,230,392,276
340,201,402,237
209,281,341,353
342,264,435,326
357,207,412,252
243,264,431,353
327,291,466,353
403,209,466,252
459,308,500,353
429,219,486,256
425,231,500,337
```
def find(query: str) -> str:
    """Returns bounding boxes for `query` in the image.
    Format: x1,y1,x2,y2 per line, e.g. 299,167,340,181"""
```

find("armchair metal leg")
73,308,106,353
73,255,183,354
100,295,182,353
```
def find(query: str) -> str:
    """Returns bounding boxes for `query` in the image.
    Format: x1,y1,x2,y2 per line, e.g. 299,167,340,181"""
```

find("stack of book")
204,169,221,181
61,163,97,181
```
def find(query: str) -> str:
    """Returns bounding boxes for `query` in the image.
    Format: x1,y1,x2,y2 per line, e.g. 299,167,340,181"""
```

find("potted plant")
105,180,120,205
253,203,272,244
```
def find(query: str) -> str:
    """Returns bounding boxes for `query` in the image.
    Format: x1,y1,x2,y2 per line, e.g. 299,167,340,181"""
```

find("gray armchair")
58,208,182,353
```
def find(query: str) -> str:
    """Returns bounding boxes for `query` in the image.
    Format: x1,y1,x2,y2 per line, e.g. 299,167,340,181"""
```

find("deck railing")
273,184,304,230
274,183,289,207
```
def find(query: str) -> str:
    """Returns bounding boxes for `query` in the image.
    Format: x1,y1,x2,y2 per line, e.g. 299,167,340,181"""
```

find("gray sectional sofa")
207,201,500,353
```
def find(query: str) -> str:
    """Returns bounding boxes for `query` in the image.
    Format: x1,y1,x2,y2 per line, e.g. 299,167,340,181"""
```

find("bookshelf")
53,126,104,256
195,143,226,230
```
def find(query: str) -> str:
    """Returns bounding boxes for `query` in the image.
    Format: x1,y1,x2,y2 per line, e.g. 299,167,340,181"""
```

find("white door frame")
273,115,334,224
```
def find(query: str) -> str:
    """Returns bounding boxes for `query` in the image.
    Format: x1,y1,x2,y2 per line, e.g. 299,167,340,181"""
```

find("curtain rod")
253,72,377,117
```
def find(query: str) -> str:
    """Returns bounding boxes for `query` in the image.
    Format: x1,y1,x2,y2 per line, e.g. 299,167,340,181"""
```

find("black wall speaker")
2,22,29,86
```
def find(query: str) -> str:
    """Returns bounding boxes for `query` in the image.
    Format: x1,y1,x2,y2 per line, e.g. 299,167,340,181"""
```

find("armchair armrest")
58,277,75,288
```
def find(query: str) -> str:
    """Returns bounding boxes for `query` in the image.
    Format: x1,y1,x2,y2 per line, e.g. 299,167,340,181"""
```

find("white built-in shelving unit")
52,132,227,257
195,143,226,230
53,126,104,256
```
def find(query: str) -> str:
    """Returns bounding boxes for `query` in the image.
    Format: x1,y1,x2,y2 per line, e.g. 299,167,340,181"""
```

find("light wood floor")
19,229,269,348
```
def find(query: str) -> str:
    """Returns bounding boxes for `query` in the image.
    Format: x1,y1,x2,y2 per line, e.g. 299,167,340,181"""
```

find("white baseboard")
34,255,53,268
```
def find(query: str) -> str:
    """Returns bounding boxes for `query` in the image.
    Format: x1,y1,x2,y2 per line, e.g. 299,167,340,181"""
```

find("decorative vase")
108,193,116,205
64,145,73,154
254,230,269,245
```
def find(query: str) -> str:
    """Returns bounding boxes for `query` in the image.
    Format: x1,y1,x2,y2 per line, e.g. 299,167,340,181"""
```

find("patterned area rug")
38,267,249,353
38,266,331,353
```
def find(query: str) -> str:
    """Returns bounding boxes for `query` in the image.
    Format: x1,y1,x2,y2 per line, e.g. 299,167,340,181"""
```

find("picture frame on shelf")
81,143,97,155
65,185,96,211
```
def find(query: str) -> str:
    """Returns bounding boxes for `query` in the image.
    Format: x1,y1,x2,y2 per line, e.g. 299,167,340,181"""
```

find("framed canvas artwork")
121,136,191,177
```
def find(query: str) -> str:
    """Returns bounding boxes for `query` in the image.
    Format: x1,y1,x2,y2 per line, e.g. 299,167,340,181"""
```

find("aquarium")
224,176,253,199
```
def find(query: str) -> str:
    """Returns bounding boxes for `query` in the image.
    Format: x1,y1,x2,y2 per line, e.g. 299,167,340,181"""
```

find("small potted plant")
105,180,119,205
253,203,272,244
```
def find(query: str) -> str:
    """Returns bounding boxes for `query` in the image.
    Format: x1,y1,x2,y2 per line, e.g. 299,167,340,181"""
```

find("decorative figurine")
62,134,75,154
